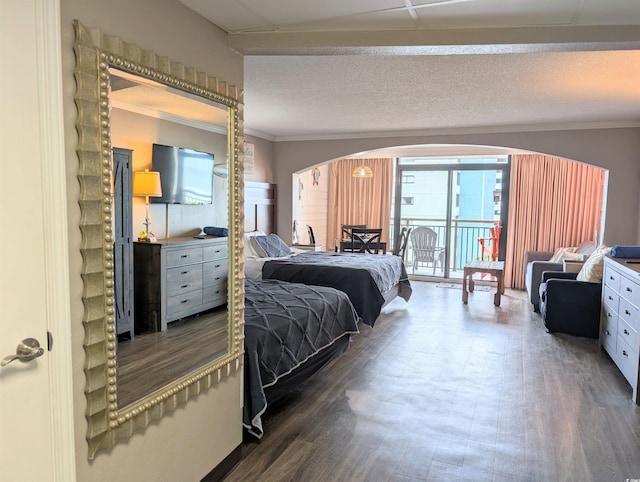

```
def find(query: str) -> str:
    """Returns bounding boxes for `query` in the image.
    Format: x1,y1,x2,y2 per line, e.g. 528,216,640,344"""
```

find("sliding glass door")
393,157,509,279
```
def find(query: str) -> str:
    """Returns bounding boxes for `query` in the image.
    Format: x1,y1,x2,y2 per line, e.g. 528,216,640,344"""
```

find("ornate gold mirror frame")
73,20,245,459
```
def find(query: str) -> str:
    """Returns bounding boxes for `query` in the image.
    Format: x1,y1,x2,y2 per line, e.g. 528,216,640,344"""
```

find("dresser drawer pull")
607,312,612,318
215,276,221,281
181,299,189,304
624,329,630,335
181,271,188,275
627,287,633,292
608,296,613,300
606,330,611,336
623,350,629,357
625,310,631,316
181,284,189,289
181,254,188,258
610,275,615,280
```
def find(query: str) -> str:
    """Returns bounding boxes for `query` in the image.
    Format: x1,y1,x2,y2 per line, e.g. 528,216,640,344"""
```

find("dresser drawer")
601,303,618,337
603,285,620,313
619,297,640,332
616,334,639,387
618,318,640,352
203,282,227,304
167,290,203,317
166,247,204,267
203,260,228,287
166,264,203,296
603,264,621,293
600,315,617,355
203,244,228,261
620,276,640,309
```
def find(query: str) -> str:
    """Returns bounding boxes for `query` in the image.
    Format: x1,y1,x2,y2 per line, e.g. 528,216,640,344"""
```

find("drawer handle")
608,313,612,318
181,284,189,289
624,329,630,335
181,271,188,275
623,350,629,357
215,264,221,268
625,310,631,316
181,299,189,304
608,296,613,300
215,276,220,280
627,287,633,292
181,254,188,258
610,276,614,280
606,330,611,336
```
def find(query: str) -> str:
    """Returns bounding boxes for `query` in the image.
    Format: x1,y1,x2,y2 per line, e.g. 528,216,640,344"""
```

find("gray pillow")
251,234,292,258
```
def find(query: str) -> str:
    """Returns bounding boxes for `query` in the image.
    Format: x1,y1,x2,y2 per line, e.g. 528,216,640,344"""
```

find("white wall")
292,163,329,247
59,1,244,480
112,108,229,239
244,134,275,184
274,128,640,246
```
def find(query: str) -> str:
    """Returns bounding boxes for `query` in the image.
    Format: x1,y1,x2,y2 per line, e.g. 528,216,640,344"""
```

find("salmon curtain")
505,154,605,289
328,158,393,249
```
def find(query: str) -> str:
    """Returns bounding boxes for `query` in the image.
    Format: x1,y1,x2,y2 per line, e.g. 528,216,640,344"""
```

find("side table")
462,260,505,306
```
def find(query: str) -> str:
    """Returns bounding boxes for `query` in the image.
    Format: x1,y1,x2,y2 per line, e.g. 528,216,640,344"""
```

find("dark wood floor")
224,280,640,482
117,306,228,408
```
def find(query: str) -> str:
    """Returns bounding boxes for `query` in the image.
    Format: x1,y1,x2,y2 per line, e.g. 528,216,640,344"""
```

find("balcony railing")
392,217,500,278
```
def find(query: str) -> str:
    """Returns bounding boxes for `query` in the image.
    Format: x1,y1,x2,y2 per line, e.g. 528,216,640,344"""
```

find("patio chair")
410,226,445,275
478,223,501,261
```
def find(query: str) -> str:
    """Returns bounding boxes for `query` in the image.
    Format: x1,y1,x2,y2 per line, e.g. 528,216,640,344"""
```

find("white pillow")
243,230,266,257
576,245,611,282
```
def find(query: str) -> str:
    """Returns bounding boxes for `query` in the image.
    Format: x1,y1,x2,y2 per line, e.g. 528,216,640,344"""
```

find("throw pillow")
243,230,267,257
549,246,577,263
576,245,611,282
251,234,292,258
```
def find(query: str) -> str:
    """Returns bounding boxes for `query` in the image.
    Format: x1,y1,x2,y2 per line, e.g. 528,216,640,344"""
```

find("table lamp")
133,169,162,241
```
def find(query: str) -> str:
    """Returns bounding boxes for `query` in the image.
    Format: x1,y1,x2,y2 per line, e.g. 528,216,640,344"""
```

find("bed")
243,278,360,438
244,233,412,326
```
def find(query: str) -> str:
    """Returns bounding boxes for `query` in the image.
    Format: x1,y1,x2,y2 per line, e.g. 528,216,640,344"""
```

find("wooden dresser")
600,256,640,403
134,236,228,333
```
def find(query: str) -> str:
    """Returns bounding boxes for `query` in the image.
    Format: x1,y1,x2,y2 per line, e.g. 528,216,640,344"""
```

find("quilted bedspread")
243,279,360,438
262,251,412,326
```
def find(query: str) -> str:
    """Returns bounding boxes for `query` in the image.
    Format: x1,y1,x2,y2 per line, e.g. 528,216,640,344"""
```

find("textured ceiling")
180,0,640,143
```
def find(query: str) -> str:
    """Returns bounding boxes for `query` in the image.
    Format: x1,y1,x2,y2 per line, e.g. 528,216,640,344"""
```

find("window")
401,197,414,205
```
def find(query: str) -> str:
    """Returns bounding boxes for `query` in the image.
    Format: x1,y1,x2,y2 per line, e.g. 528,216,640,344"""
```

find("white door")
0,1,74,480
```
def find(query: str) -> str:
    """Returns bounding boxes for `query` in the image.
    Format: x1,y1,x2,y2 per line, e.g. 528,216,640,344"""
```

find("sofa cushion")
576,245,611,282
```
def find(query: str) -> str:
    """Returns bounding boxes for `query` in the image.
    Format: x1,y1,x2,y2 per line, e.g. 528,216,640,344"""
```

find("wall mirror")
74,20,244,459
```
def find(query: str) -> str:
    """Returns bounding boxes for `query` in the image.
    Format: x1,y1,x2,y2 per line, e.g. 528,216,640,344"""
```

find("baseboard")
201,444,242,482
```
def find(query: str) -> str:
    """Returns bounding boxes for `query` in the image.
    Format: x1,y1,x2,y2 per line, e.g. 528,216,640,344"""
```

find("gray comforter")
262,252,412,326
243,279,360,438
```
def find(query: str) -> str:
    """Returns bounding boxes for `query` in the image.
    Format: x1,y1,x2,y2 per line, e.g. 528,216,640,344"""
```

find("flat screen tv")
150,143,214,205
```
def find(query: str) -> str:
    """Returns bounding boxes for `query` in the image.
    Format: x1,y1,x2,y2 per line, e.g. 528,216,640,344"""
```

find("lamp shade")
133,170,162,197
353,165,373,178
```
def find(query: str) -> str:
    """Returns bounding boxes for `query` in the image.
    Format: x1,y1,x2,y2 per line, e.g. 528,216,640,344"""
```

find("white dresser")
134,236,228,333
600,256,640,403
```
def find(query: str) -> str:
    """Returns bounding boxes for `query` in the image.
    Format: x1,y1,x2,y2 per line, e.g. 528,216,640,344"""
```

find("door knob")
1,338,45,367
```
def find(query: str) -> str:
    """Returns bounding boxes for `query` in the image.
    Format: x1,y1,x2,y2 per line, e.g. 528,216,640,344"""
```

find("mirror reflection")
108,68,231,408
